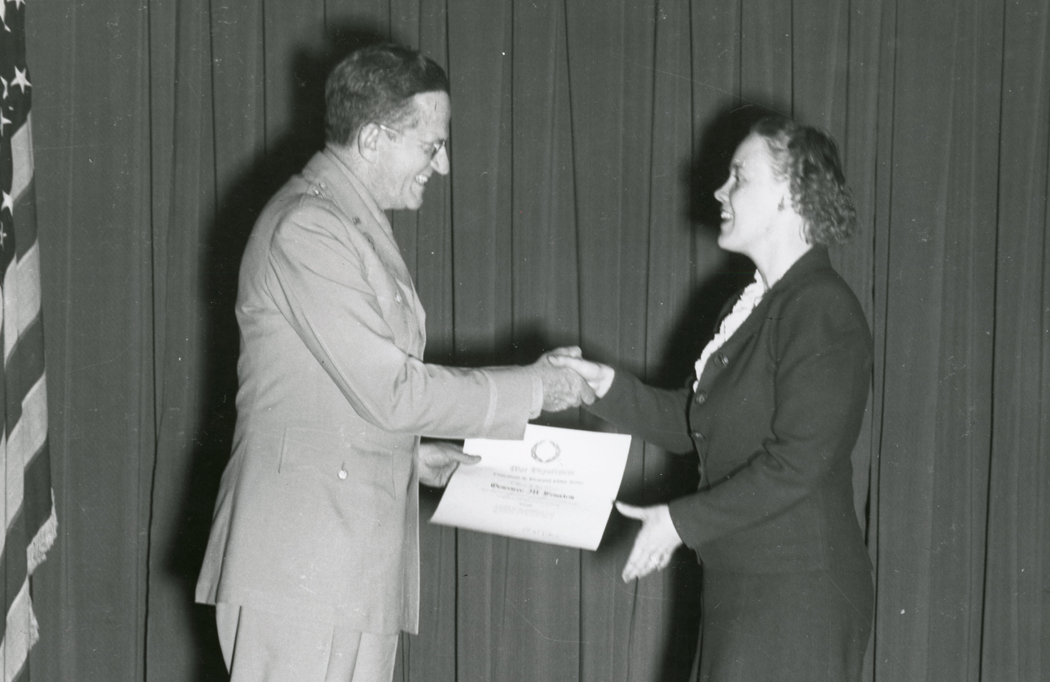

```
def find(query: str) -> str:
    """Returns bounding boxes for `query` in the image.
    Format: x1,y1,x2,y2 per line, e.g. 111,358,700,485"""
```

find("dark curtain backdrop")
21,1,1049,681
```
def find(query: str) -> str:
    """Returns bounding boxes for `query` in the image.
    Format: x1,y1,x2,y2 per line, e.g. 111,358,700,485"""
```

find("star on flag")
12,67,29,93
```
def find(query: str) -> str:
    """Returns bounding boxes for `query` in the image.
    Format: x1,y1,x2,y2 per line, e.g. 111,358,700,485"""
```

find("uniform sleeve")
667,282,872,548
264,204,536,440
587,370,696,455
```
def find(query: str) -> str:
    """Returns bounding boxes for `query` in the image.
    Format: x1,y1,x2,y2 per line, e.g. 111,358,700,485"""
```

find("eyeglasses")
377,123,446,160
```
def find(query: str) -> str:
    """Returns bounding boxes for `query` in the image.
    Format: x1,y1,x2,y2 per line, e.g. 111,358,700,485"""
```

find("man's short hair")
325,43,450,146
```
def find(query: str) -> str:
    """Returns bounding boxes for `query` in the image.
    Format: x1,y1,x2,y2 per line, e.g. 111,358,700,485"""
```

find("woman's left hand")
616,502,683,581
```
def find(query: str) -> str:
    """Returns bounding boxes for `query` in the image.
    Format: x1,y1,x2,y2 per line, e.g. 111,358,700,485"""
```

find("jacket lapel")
695,247,833,389
303,149,428,349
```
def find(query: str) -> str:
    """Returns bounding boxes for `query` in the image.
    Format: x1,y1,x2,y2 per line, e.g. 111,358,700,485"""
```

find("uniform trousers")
215,603,399,682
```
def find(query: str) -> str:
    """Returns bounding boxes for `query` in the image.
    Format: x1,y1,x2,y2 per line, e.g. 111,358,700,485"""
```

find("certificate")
430,424,631,550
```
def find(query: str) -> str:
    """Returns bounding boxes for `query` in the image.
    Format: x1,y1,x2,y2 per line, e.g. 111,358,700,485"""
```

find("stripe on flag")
1,2,58,681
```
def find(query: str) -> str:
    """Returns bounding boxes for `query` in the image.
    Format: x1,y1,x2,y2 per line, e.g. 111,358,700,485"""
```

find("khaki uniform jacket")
196,147,537,634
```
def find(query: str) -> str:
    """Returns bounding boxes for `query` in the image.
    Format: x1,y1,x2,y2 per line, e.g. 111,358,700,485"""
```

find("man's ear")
356,123,382,162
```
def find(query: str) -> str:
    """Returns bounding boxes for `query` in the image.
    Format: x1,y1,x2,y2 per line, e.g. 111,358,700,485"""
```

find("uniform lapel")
305,148,428,349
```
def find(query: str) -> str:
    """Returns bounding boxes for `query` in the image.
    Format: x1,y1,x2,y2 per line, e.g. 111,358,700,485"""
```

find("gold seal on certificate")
429,424,631,550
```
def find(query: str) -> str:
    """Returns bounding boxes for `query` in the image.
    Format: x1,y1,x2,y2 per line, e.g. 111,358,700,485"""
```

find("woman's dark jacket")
590,247,872,575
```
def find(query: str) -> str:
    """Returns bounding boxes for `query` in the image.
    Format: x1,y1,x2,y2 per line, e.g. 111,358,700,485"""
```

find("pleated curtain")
24,1,1049,680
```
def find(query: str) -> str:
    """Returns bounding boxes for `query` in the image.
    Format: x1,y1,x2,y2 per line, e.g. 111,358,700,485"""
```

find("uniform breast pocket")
376,288,421,352
361,246,423,351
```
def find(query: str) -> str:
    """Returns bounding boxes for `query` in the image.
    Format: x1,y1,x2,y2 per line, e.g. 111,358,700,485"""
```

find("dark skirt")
695,568,873,682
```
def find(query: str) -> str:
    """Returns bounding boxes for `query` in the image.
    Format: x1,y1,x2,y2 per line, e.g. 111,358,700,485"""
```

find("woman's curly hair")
751,116,857,245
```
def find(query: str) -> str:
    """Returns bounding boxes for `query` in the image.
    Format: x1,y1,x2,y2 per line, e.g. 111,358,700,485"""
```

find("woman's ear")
776,181,794,213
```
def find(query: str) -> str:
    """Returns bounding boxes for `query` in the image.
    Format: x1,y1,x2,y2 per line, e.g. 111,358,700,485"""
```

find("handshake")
531,346,615,413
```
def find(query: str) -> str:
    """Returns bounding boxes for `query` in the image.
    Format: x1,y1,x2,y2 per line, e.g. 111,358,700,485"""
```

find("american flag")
0,1,57,680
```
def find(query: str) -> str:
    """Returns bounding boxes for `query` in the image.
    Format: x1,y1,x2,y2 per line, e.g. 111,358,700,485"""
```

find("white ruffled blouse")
693,273,766,391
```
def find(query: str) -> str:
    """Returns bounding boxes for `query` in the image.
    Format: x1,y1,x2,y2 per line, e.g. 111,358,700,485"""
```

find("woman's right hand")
546,354,616,400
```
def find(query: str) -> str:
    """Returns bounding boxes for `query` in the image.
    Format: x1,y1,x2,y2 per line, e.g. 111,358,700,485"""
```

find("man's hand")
547,354,615,400
418,440,481,488
532,346,597,412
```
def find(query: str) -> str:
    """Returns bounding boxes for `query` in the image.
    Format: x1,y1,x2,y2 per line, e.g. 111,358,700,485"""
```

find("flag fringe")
26,494,56,575
2,580,40,682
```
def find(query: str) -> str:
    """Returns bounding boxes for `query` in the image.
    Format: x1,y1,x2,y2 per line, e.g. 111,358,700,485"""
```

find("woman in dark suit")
552,115,873,681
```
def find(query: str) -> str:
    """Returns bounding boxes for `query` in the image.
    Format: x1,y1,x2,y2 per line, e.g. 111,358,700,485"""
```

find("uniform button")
338,468,348,480
395,291,402,303
717,353,728,366
692,431,704,441
695,391,707,405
